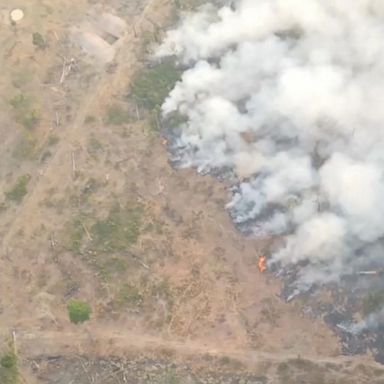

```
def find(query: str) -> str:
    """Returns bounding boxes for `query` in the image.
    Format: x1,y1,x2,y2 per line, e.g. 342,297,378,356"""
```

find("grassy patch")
62,202,144,257
12,135,37,160
105,105,131,125
63,218,85,253
19,110,40,130
131,61,181,110
9,93,40,129
67,299,91,324
97,257,128,280
9,94,31,110
149,279,173,305
114,283,143,309
90,203,143,253
5,174,31,203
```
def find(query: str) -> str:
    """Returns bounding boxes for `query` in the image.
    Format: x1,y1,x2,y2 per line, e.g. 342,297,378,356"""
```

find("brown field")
0,1,383,383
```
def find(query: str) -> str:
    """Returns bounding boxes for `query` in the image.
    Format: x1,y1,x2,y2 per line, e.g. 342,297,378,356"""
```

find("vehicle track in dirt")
8,326,378,371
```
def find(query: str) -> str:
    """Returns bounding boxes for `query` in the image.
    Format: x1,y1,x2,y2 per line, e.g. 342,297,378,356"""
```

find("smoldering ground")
156,0,384,336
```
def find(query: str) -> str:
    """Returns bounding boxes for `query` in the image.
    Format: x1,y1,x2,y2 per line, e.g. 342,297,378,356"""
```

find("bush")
0,351,18,384
32,32,46,49
9,93,40,129
0,353,16,369
5,174,31,203
67,299,91,324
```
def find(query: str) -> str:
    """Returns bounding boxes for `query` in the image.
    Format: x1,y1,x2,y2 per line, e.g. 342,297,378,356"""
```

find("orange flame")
258,256,267,273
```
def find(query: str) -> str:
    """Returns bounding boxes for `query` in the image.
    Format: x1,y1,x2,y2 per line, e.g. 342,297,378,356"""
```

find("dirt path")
9,326,374,369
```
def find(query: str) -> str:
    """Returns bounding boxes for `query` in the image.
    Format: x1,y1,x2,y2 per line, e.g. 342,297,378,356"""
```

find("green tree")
67,299,91,324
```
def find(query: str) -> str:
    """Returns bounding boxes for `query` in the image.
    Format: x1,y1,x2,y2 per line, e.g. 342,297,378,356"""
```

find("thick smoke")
156,0,384,287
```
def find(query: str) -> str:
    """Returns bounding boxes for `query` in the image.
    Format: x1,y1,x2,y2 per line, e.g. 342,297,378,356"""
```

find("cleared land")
0,1,382,383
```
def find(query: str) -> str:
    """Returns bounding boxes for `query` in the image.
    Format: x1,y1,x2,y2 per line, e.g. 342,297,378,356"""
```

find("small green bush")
0,353,16,369
5,174,31,203
19,109,40,129
9,94,31,109
67,299,91,324
0,351,18,384
9,93,40,129
32,32,46,49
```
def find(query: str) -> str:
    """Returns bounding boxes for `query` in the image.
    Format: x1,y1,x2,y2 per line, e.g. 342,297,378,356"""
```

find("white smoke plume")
156,0,384,287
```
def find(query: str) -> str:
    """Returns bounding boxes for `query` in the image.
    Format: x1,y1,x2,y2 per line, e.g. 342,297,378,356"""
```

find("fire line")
258,256,267,273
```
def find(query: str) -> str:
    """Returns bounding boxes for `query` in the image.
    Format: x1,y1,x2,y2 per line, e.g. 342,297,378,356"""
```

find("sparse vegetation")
87,136,104,157
5,174,31,203
85,115,97,124
46,134,59,146
9,93,40,129
19,110,40,129
61,201,144,276
161,368,180,384
97,257,128,280
105,105,131,125
63,218,85,253
131,61,182,109
67,299,92,324
0,350,18,384
90,203,143,253
9,94,30,110
32,32,46,49
12,135,37,160
114,283,143,309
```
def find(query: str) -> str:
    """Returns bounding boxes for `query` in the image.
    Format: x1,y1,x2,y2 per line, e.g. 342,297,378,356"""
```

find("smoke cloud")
156,0,384,287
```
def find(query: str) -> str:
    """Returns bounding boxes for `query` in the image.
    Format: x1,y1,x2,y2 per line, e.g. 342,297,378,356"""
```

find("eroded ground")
0,0,383,383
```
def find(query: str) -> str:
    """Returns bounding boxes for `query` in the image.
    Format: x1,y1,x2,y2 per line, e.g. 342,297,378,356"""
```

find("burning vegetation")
156,0,384,363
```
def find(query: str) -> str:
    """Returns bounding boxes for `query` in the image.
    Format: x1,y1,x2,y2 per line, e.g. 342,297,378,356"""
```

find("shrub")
0,353,16,369
32,32,46,49
67,299,91,324
0,351,18,384
9,93,40,129
5,174,31,203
